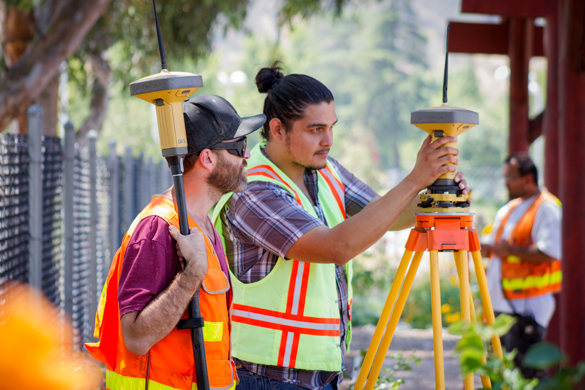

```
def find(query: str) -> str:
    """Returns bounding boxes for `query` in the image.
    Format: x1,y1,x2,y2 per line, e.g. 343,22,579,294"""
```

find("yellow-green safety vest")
212,142,353,372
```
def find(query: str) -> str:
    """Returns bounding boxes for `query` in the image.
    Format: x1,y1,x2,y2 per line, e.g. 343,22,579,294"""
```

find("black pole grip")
167,156,210,390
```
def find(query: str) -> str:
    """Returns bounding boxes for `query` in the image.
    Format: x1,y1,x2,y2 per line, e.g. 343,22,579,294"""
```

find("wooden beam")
543,14,560,350
449,22,544,56
462,0,557,17
559,0,585,368
544,16,560,197
508,18,532,154
561,0,585,71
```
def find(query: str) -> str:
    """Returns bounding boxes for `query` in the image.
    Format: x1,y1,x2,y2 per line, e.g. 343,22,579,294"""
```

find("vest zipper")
145,351,151,390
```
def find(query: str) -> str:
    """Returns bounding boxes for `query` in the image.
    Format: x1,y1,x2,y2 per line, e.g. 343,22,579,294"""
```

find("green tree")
286,0,435,172
0,0,347,136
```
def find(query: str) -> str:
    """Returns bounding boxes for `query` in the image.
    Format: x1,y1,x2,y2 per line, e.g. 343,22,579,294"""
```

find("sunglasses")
209,137,247,157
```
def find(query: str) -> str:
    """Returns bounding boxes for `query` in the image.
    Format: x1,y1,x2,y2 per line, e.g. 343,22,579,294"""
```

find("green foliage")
449,315,539,390
526,343,585,390
350,350,421,390
449,314,585,390
350,247,397,326
5,0,38,10
523,342,563,370
280,0,436,171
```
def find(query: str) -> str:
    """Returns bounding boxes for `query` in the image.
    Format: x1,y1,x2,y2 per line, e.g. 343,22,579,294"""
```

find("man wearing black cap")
87,95,265,389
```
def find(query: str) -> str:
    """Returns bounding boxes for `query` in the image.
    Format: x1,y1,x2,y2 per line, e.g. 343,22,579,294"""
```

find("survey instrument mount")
411,24,478,212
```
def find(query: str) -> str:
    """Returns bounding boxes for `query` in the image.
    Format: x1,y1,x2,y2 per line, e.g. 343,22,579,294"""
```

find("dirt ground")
341,322,483,390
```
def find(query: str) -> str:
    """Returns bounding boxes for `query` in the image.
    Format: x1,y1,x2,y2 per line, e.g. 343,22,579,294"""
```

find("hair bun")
255,61,284,93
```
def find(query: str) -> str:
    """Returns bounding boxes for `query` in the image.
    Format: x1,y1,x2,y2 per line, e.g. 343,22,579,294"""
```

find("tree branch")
528,110,544,145
76,51,111,144
0,0,111,131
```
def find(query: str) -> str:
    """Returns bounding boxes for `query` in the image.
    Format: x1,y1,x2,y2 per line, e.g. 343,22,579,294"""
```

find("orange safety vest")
86,196,236,390
495,190,562,300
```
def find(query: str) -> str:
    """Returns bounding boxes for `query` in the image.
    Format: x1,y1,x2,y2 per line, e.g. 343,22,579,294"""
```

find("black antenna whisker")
443,24,450,104
153,0,167,71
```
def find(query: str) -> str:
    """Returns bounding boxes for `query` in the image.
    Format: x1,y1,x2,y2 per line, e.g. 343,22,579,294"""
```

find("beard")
285,133,328,171
206,152,248,194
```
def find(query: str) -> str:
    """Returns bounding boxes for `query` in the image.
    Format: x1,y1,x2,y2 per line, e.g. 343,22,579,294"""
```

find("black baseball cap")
183,94,266,155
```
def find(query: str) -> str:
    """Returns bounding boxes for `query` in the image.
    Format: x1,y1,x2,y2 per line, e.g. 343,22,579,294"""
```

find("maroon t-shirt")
118,215,231,318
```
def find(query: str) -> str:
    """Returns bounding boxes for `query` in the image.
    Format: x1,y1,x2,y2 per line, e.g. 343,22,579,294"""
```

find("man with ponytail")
212,63,469,390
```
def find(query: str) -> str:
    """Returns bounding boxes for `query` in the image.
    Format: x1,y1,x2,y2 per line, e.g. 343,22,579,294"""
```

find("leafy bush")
449,314,585,390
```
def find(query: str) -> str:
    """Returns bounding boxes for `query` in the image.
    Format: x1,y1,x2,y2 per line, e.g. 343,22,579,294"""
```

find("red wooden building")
449,0,585,371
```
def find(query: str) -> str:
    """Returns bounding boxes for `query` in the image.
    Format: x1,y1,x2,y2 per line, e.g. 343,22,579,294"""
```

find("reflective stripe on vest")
318,165,347,220
495,190,562,299
106,370,237,390
247,165,302,206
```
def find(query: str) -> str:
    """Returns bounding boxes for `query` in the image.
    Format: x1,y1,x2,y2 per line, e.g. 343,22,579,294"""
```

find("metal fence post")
108,141,120,264
87,130,98,342
63,122,75,344
28,105,43,291
136,152,144,210
147,157,155,200
123,146,133,233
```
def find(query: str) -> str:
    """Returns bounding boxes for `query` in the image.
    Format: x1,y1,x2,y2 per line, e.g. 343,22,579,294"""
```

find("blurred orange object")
0,283,101,390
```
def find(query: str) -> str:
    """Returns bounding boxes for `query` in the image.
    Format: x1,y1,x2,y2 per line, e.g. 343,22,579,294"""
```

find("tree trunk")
0,0,111,132
33,73,60,137
76,52,112,144
1,5,35,67
1,4,35,134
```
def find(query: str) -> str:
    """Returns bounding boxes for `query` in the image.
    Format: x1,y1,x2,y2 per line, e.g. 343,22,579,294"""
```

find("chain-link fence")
0,135,29,320
0,105,172,350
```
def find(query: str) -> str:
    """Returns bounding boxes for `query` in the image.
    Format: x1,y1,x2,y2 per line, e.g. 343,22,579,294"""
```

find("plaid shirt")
217,150,378,390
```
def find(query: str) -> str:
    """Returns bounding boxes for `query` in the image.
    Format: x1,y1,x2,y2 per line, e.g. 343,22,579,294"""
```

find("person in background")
481,153,562,379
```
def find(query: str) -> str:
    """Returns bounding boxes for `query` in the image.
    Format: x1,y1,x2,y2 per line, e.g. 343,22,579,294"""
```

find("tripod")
354,212,504,390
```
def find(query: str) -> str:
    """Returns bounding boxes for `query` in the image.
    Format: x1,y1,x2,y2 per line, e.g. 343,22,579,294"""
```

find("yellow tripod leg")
453,251,491,389
471,251,504,359
429,250,445,390
364,251,424,390
468,233,504,358
457,250,474,390
354,249,414,390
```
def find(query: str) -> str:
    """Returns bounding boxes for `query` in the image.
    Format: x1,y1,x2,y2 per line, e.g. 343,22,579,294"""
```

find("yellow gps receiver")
128,0,202,158
130,71,202,157
411,25,478,212
411,105,478,181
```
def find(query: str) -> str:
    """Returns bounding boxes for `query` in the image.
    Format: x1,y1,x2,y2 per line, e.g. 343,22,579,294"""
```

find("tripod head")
411,24,478,212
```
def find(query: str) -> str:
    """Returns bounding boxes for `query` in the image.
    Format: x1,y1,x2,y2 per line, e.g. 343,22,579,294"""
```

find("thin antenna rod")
443,24,450,104
153,0,167,70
